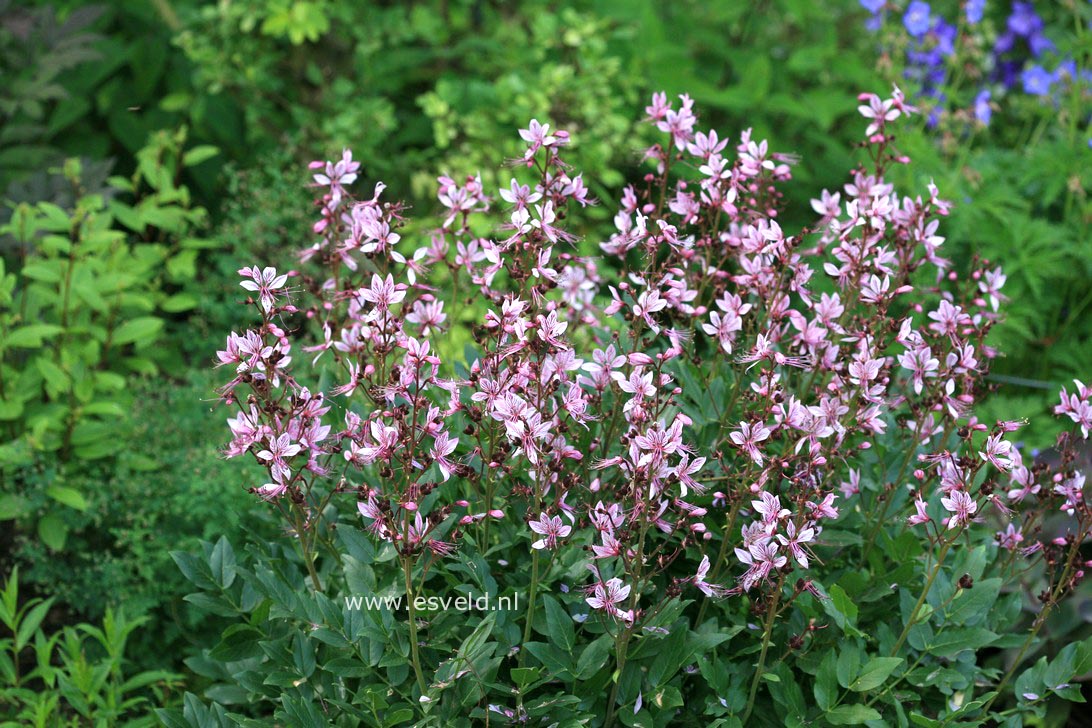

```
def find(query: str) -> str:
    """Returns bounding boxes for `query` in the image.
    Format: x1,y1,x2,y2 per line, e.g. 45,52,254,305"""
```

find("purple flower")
860,0,886,12
903,1,933,37
1021,64,1053,95
1007,2,1042,37
1029,32,1055,57
994,30,1016,54
1053,59,1078,85
974,89,992,125
966,0,985,24
933,19,957,55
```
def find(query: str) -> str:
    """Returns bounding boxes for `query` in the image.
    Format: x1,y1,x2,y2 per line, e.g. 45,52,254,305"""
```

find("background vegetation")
1,0,1088,724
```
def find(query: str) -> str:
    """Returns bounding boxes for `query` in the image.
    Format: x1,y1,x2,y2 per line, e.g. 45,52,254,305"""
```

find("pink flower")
358,273,406,310
907,496,931,526
407,299,447,336
256,432,301,483
979,434,1012,471
806,493,839,521
735,541,787,591
692,555,727,597
1054,473,1085,516
731,421,772,465
996,524,1024,551
529,513,572,550
519,119,559,158
238,266,288,314
591,531,622,559
941,490,977,529
857,91,900,136
752,491,790,526
430,431,459,482
586,577,633,623
776,521,816,569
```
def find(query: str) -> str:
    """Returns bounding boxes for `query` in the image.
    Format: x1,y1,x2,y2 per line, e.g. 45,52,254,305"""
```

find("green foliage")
0,133,211,467
0,2,105,202
2,0,1088,724
0,567,181,726
4,370,270,674
0,132,215,574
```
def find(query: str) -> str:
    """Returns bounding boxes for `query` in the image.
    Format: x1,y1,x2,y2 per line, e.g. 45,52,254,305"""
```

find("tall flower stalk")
210,87,1092,723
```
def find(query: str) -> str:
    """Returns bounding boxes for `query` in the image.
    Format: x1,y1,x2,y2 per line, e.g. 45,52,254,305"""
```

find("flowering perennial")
214,86,1092,723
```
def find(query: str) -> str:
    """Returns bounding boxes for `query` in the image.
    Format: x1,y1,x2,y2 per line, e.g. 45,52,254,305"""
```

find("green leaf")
170,550,218,590
512,666,544,689
182,145,220,167
0,495,30,520
577,636,612,679
524,641,573,680
923,627,998,657
19,263,62,283
38,514,68,551
292,633,316,678
15,598,53,650
0,398,23,421
814,652,838,710
944,578,1001,626
837,643,861,689
457,610,496,661
45,485,88,511
543,595,575,654
36,357,70,394
4,324,64,348
850,657,903,692
161,293,198,312
384,709,414,727
824,584,861,635
208,537,236,589
112,317,163,346
826,704,882,725
209,625,264,662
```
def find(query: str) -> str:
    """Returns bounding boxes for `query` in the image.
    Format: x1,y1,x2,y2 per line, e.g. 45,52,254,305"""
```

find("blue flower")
1052,59,1078,86
1028,32,1055,57
903,1,933,37
1020,64,1053,95
994,30,1016,54
973,89,992,125
933,19,957,55
1007,2,1043,37
966,0,986,24
860,0,886,12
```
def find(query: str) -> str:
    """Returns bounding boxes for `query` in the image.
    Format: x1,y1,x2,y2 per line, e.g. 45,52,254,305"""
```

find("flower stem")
605,626,632,728
742,577,783,724
294,508,323,592
980,541,1082,715
890,538,952,657
402,556,427,696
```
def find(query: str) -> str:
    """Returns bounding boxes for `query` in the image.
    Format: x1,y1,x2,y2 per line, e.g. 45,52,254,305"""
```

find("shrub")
5,370,270,675
1,131,214,555
0,567,181,726
168,89,1092,726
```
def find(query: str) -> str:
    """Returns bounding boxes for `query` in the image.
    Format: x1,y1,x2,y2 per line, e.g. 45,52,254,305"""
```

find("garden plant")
167,88,1092,725
1,1,1090,726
